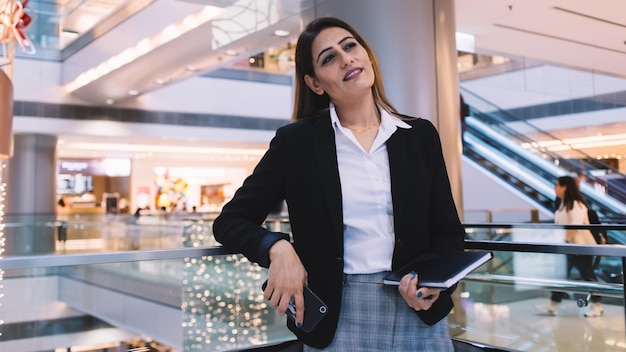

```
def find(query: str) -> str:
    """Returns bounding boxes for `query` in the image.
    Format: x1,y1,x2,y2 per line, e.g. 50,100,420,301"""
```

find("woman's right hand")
398,271,441,312
264,239,308,328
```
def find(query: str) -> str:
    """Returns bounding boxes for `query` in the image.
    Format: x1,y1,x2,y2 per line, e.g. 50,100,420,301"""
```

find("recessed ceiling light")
274,29,290,37
128,90,139,96
186,65,199,72
225,49,239,56
61,30,79,39
155,78,168,85
105,99,115,105
456,32,475,53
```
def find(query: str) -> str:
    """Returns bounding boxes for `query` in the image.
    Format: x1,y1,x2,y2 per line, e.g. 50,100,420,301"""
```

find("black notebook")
383,251,493,288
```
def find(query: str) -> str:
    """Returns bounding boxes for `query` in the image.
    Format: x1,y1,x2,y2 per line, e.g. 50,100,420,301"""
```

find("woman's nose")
340,52,354,66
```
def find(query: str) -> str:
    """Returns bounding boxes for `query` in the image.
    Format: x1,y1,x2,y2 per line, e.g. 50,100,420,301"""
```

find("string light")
182,220,284,350
0,160,6,337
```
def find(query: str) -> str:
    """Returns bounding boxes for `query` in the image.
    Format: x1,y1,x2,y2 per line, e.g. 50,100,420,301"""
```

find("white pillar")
5,134,57,254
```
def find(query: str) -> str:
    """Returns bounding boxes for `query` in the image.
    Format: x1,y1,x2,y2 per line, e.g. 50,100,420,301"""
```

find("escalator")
460,87,626,221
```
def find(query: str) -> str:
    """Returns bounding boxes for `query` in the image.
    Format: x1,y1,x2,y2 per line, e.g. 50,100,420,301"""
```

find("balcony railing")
0,215,625,351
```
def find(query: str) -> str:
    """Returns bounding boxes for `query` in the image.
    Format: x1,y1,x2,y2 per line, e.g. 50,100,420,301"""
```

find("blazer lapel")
387,127,409,224
313,113,344,247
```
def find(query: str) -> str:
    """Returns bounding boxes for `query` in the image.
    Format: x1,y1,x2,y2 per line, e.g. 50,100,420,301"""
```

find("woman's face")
555,181,566,199
304,27,375,105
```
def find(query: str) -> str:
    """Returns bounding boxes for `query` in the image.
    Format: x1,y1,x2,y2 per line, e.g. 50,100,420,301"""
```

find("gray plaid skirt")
304,271,454,352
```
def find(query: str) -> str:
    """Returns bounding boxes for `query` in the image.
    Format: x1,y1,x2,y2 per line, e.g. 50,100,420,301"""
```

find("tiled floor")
453,297,626,351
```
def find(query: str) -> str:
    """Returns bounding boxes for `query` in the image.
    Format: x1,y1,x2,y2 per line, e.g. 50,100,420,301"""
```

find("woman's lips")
344,68,363,81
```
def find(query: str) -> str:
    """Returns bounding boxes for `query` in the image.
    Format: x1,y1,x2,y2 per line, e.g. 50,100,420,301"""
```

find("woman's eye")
344,42,357,51
321,54,335,65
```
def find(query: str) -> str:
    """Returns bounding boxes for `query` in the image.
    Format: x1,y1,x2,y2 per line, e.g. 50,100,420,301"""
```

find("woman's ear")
304,74,324,95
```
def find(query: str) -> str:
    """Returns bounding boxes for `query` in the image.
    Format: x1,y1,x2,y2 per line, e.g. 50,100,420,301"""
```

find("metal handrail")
464,273,623,298
0,246,229,270
1,239,623,276
465,222,626,231
466,239,626,256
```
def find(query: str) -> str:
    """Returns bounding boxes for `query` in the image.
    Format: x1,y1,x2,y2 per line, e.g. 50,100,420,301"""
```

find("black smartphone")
262,280,328,333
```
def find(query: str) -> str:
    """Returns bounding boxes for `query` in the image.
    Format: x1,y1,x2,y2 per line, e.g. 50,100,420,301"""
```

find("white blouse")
554,200,595,245
330,105,411,274
554,200,588,226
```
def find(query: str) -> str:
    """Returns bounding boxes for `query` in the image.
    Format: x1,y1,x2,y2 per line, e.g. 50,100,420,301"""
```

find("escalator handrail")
465,116,626,215
460,86,626,179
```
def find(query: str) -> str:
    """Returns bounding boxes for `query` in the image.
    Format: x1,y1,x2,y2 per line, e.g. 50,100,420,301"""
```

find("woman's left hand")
397,271,441,311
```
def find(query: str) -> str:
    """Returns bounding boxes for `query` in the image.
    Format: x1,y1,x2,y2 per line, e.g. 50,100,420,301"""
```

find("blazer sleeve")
212,128,291,268
424,119,466,252
420,120,465,323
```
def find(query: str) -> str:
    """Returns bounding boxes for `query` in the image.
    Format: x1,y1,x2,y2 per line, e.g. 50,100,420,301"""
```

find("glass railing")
1,218,625,351
3,213,220,255
464,208,541,224
0,250,294,351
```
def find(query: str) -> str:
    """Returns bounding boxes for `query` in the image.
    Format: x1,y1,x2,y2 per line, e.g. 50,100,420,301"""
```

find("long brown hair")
291,17,398,121
557,176,587,211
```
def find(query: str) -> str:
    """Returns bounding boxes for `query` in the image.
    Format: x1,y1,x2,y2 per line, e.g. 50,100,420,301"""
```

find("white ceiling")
455,0,626,79
27,0,626,164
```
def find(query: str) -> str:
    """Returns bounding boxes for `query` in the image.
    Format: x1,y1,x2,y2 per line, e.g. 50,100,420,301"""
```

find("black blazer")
213,112,466,348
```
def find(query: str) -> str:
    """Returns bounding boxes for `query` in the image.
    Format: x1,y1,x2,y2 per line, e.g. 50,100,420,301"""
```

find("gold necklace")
342,121,380,133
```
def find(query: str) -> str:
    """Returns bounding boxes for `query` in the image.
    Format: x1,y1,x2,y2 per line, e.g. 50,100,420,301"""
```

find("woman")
213,17,465,350
535,176,603,317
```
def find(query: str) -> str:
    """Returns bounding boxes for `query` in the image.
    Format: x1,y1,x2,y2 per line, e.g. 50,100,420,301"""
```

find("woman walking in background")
535,175,603,317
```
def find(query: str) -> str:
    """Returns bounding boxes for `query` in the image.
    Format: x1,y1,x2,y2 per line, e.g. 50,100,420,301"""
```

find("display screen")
57,174,94,195
58,158,131,177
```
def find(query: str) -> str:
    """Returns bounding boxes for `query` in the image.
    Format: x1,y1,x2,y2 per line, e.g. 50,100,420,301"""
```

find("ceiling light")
128,90,139,96
456,32,475,53
273,29,290,37
105,99,114,105
61,30,79,39
155,78,169,85
66,141,267,157
135,38,154,56
186,65,199,72
225,49,239,56
521,132,626,151
162,24,181,40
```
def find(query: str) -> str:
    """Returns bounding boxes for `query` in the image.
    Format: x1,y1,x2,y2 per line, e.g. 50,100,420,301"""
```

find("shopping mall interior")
1,0,626,351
